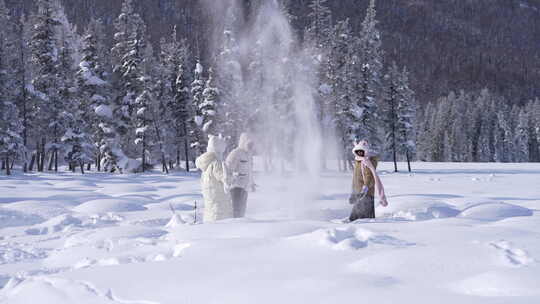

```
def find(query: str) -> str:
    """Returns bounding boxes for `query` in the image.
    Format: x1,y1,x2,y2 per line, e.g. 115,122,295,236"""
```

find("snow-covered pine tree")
395,67,416,171
111,0,147,168
383,63,416,171
328,18,355,170
174,64,192,171
514,108,530,162
305,0,332,169
135,77,152,172
0,0,24,175
134,43,157,173
526,98,540,161
55,3,83,172
305,0,332,49
382,62,400,171
191,61,205,154
447,92,471,162
216,18,244,145
159,26,193,171
201,68,219,137
352,0,383,151
12,14,33,172
494,104,513,163
77,18,118,172
30,0,61,172
415,102,431,161
477,93,498,162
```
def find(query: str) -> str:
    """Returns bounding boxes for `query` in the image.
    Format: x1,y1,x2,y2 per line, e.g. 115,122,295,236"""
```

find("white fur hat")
352,140,370,156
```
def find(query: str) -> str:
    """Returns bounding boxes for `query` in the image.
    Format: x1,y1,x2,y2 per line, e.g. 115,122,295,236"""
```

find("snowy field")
0,162,539,304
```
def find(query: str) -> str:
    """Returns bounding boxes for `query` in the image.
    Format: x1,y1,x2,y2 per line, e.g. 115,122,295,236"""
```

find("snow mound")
459,202,533,221
292,226,414,250
98,184,157,194
0,208,44,229
73,199,147,214
25,214,83,235
450,270,540,297
4,201,70,220
52,180,97,189
381,199,460,221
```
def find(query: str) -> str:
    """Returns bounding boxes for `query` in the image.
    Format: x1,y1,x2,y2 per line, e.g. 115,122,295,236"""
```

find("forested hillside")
6,0,540,105
1,0,539,177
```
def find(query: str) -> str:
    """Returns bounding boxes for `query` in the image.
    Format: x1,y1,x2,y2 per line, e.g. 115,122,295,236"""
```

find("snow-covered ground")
1,162,539,304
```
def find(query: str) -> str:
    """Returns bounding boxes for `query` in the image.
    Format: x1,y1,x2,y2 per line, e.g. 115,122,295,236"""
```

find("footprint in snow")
490,240,534,267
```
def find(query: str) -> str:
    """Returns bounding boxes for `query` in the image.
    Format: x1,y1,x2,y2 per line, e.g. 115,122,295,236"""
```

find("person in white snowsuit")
225,133,255,218
195,135,233,222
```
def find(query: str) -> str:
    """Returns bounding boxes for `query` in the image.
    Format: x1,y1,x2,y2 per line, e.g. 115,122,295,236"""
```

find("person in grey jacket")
225,133,256,218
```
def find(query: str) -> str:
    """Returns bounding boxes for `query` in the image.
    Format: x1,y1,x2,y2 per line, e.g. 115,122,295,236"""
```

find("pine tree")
12,14,33,172
174,64,192,171
201,68,219,136
515,108,530,162
30,0,61,172
111,0,147,167
305,0,332,48
328,19,355,170
353,0,383,151
494,105,513,163
216,24,244,145
55,3,81,172
0,0,24,175
159,26,193,171
191,61,205,153
77,18,118,172
382,62,400,171
526,99,540,162
395,67,416,171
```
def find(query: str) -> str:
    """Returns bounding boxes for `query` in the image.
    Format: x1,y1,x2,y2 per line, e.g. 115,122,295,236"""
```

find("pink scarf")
358,157,388,207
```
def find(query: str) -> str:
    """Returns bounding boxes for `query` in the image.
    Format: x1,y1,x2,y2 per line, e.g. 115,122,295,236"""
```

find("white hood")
238,133,253,151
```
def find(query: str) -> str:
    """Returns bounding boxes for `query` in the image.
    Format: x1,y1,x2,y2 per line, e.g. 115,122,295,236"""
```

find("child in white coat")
195,135,233,222
225,133,255,218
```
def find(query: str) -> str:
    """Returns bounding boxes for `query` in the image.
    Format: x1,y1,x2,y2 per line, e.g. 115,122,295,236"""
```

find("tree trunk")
23,153,27,173
29,152,36,171
54,150,58,172
87,163,91,171
176,146,180,169
393,147,398,173
40,138,46,172
406,150,412,173
48,150,54,171
10,159,15,170
80,162,85,174
142,135,146,173
97,153,101,172
183,122,190,172
5,155,10,176
162,154,169,174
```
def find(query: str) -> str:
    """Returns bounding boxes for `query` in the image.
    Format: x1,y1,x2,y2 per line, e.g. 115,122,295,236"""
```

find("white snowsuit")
225,133,255,191
195,135,233,222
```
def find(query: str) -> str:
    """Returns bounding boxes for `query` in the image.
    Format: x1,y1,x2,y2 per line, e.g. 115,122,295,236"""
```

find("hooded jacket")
351,141,388,207
195,135,233,222
352,141,378,196
225,133,254,191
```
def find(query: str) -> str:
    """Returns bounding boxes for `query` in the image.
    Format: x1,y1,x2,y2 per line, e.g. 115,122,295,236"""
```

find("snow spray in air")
206,0,324,217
